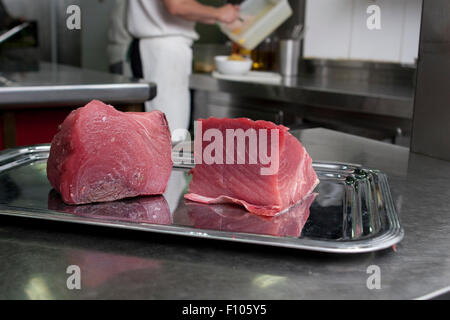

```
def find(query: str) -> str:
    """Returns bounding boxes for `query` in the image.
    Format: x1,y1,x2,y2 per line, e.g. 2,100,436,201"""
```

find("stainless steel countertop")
1,128,450,299
0,62,157,108
189,73,415,119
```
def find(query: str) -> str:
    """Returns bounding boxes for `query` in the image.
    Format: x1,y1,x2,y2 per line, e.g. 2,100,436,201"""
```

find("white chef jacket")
128,0,199,40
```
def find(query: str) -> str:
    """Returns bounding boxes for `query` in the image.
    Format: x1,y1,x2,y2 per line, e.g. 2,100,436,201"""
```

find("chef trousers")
139,36,193,142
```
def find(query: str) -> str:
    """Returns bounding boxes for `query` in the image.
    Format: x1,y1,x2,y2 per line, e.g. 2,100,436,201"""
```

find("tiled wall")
303,0,422,64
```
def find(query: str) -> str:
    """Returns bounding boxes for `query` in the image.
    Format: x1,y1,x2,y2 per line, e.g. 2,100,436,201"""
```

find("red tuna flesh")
47,100,172,204
184,117,319,216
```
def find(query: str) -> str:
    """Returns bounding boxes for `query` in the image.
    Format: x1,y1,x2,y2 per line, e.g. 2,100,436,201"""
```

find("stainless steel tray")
0,145,403,253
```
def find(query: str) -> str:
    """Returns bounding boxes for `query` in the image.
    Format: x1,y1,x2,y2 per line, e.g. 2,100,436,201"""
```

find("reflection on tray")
48,190,172,225
174,193,317,238
65,249,162,289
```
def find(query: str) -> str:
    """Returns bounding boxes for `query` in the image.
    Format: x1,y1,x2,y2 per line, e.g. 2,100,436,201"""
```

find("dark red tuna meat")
47,100,172,204
184,117,319,216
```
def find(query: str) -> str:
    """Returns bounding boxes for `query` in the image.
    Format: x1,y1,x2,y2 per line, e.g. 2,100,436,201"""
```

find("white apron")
139,36,192,142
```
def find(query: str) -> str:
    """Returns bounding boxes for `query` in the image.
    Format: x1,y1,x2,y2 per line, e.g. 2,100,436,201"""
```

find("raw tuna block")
47,100,172,204
184,117,319,216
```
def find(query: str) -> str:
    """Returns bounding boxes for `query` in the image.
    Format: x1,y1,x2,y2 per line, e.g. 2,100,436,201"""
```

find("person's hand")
217,4,240,24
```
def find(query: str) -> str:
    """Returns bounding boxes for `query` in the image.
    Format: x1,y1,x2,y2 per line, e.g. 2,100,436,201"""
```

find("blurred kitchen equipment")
219,0,292,50
0,21,39,72
278,23,305,76
212,70,282,84
193,43,230,73
290,24,305,40
279,39,300,76
0,22,30,45
214,55,253,75
251,35,278,71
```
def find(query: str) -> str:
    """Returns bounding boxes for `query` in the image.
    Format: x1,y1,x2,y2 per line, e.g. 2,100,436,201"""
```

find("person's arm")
162,0,239,25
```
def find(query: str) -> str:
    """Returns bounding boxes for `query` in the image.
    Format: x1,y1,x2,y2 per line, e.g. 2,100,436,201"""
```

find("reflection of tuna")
48,190,172,225
66,249,162,289
179,193,316,238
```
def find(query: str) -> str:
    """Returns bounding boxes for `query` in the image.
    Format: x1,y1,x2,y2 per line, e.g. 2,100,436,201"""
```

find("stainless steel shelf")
0,62,157,108
190,72,414,119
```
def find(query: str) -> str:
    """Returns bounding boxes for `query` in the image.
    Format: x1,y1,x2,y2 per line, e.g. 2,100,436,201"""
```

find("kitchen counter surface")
0,62,157,108
190,73,415,119
1,128,450,299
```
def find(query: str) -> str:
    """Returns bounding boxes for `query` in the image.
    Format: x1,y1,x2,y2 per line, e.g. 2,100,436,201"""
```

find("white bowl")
214,55,253,75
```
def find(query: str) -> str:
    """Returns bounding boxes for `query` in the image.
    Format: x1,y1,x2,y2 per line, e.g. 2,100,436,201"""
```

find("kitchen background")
2,0,422,67
1,0,425,149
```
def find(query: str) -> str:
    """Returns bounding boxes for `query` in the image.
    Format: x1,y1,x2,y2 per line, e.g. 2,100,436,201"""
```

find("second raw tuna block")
185,117,319,216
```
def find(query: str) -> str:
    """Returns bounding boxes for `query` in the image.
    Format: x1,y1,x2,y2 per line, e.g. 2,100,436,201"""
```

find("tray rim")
0,145,404,254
